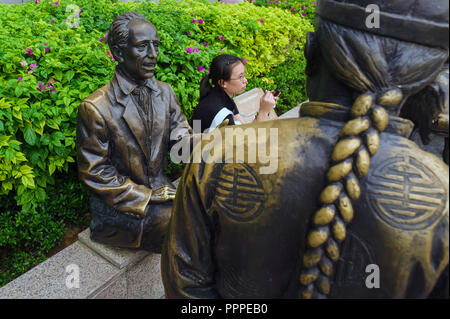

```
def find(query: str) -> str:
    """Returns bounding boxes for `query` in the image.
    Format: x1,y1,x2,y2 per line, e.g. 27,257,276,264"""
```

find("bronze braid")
298,88,404,299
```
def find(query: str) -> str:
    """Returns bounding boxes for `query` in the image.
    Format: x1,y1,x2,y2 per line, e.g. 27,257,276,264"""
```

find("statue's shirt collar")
114,67,159,96
300,101,414,138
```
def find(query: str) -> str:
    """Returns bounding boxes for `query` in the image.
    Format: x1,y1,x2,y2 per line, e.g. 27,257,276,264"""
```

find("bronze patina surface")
76,12,191,250
161,0,449,298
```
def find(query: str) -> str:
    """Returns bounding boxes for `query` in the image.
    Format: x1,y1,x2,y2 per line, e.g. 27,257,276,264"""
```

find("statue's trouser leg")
140,202,173,253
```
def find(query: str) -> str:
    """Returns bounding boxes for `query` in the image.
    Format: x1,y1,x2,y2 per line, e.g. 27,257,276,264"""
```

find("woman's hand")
260,90,276,113
234,113,245,124
255,90,276,121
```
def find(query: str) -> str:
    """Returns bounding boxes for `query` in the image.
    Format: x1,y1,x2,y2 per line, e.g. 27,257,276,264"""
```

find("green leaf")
49,162,56,175
30,151,40,165
35,187,46,202
24,126,37,146
65,70,75,82
2,181,12,191
22,175,35,188
40,135,51,145
63,97,71,107
20,165,33,175
5,148,15,161
54,70,63,81
15,86,23,97
35,176,47,188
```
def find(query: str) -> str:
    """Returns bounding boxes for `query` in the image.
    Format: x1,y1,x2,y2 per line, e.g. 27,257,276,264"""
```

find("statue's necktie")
132,85,150,115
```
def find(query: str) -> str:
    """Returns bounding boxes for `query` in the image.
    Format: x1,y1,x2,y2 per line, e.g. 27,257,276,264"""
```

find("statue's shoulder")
82,82,112,107
79,82,112,115
155,80,174,94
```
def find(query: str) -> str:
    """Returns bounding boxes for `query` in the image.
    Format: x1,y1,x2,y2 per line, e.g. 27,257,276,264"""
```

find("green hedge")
0,0,313,286
254,0,317,27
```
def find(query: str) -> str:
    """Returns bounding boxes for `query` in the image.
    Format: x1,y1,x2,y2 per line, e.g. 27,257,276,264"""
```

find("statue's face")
121,20,159,81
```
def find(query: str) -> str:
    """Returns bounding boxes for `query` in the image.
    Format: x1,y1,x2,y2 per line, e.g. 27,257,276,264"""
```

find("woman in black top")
192,54,278,133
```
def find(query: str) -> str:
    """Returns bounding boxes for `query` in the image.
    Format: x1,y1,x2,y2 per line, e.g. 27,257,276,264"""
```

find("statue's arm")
167,84,192,145
76,101,152,218
161,162,219,299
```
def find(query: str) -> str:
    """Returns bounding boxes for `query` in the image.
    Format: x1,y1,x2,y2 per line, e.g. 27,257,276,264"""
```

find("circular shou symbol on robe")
214,163,266,222
366,155,447,230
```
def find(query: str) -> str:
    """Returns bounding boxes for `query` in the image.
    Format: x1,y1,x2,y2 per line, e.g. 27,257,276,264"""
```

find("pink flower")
242,58,248,64
37,83,45,91
29,64,37,70
302,12,307,16
54,1,60,6
51,19,55,23
34,0,40,3
45,85,56,93
301,5,305,9
187,31,191,36
78,9,82,15
192,18,196,23
267,0,272,3
313,1,317,5
18,77,23,82
105,33,108,42
197,65,205,72
198,18,204,25
207,68,210,72
203,42,208,47
45,47,50,52
111,57,115,62
99,37,104,42
25,47,33,55
259,18,264,23
186,47,193,54
193,47,200,53
274,0,280,3
219,35,225,41
44,42,48,46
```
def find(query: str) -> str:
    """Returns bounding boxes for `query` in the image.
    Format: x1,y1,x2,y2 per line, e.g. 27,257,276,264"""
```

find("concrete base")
0,229,164,299
0,178,185,298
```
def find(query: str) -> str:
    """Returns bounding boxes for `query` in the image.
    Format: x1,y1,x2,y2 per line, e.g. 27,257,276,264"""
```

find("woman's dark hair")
199,54,243,100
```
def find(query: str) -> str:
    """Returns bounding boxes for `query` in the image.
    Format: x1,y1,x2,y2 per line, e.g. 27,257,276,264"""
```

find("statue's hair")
108,11,150,54
298,18,448,299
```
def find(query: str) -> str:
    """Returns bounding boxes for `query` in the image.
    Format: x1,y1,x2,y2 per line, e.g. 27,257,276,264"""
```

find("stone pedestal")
0,228,165,299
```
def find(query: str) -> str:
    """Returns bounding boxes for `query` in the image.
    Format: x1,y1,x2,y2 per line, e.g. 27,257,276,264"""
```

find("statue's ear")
304,32,320,77
111,45,125,64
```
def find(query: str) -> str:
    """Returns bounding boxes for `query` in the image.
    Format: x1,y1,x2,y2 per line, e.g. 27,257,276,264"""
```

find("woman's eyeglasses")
229,74,247,82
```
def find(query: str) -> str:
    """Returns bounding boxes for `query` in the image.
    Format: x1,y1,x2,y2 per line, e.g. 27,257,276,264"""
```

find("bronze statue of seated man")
162,0,449,298
76,12,191,251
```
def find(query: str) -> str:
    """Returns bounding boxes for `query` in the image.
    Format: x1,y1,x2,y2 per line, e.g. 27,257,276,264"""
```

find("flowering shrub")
254,0,317,26
0,0,313,286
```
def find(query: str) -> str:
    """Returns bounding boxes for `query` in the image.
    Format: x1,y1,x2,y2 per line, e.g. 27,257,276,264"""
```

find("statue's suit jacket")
76,69,191,248
162,102,449,298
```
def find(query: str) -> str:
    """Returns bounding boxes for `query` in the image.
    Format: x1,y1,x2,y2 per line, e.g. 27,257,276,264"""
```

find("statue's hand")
217,118,229,129
150,185,176,203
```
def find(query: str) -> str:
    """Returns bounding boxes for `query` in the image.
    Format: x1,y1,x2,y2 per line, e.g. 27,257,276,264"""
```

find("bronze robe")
162,102,449,298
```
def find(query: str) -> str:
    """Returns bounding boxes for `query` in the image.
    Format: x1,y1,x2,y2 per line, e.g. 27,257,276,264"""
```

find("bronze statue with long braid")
161,0,449,299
